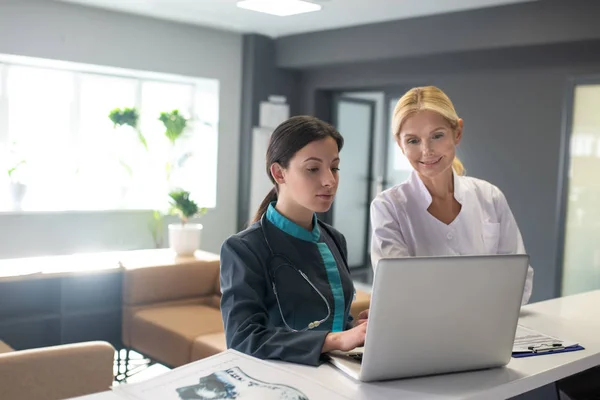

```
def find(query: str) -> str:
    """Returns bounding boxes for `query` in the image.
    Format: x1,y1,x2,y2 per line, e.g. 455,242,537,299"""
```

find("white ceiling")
58,0,537,38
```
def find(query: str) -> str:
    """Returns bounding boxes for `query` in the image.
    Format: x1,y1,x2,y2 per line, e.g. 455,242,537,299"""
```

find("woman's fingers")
357,308,369,320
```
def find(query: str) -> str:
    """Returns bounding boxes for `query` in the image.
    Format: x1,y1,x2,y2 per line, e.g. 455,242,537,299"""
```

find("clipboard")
512,344,585,358
511,325,585,358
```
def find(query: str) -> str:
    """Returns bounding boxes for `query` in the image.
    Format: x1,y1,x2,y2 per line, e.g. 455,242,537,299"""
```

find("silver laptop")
327,254,529,382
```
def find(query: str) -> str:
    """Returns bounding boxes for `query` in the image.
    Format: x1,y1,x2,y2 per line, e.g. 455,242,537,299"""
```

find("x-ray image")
175,367,309,400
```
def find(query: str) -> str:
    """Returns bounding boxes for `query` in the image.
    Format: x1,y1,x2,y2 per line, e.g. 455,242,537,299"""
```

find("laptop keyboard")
349,353,363,362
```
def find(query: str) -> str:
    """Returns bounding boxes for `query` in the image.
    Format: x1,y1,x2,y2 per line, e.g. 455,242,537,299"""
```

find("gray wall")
0,0,242,256
277,0,600,68
280,0,600,303
237,34,301,230
298,43,600,302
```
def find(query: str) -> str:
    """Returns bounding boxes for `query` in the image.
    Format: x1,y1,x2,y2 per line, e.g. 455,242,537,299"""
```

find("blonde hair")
392,86,465,176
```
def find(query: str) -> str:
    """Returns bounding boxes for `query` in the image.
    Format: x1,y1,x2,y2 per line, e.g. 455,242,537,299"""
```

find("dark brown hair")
251,115,344,224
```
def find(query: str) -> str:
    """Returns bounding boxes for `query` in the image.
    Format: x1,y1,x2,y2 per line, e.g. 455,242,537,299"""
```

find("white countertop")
71,290,600,400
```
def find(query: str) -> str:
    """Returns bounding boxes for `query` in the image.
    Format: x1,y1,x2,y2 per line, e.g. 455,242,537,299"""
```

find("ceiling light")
236,0,322,17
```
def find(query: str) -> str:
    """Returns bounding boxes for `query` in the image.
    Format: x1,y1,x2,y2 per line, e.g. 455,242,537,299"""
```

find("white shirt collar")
408,169,465,209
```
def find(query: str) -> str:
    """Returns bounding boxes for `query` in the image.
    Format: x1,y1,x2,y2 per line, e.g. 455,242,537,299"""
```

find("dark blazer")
220,214,354,366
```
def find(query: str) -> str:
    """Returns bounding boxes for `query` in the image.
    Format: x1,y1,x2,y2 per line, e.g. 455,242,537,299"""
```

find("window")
0,55,219,212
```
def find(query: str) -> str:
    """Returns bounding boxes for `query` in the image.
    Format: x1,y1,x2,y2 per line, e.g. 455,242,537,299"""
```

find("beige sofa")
121,252,225,368
0,340,115,400
121,251,371,368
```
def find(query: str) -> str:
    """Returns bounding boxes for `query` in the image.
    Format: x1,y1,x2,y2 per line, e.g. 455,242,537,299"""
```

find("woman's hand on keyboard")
322,322,368,353
355,308,369,327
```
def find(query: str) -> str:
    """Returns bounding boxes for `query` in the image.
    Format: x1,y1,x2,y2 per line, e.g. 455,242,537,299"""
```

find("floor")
113,349,170,386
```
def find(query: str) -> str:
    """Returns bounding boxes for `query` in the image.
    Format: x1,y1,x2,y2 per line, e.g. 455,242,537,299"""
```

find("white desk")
71,290,600,400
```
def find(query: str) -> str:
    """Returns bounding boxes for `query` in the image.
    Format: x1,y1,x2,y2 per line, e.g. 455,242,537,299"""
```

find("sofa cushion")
0,340,14,354
122,296,217,348
131,305,223,367
123,259,220,307
191,332,227,362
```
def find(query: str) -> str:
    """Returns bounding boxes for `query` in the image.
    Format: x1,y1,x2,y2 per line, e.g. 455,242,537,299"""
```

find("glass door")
331,97,375,269
559,79,600,296
384,95,413,190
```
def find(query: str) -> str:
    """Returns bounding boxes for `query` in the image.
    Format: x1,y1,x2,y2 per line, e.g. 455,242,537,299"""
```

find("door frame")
329,95,376,269
554,74,600,296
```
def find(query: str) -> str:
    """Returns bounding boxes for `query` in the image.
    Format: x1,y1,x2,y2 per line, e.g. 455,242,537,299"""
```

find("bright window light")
0,54,220,212
236,0,321,17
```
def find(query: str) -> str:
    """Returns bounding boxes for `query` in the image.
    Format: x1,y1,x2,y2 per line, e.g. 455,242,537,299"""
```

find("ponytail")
251,187,278,225
452,157,465,176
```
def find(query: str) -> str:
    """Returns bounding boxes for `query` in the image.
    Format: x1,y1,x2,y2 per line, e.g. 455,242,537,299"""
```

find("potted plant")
168,189,207,256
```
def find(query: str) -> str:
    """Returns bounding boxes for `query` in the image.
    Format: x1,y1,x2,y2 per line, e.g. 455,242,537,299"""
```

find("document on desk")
112,349,351,400
513,324,578,353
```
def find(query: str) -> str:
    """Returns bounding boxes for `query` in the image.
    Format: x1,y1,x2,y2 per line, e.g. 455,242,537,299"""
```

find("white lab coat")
370,170,534,304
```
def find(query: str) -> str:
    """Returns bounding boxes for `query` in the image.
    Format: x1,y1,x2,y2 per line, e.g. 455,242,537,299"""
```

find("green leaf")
7,160,26,178
109,107,139,129
168,189,206,223
109,108,149,152
136,129,148,150
159,110,188,145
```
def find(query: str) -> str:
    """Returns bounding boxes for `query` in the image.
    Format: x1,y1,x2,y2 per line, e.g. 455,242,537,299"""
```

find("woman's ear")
270,163,286,185
454,119,464,145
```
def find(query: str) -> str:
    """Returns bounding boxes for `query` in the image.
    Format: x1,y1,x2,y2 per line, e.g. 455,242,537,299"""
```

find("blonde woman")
370,86,533,305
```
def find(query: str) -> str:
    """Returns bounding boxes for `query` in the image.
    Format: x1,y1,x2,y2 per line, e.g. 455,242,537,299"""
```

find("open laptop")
327,254,529,382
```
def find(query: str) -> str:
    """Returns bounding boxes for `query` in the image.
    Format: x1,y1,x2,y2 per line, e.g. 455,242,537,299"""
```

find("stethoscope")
260,214,351,333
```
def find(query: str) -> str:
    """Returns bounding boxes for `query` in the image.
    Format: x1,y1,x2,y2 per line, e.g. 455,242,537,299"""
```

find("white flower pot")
168,223,202,256
8,182,27,211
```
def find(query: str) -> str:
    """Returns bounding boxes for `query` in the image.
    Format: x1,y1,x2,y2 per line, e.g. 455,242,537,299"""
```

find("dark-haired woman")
220,115,367,366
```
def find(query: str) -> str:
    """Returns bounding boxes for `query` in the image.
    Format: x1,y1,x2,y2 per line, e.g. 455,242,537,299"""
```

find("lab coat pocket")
482,222,500,254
